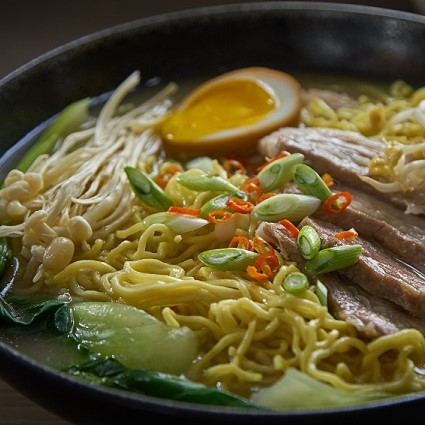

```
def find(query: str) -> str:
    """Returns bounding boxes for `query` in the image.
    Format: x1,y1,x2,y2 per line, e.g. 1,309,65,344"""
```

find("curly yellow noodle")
74,239,105,260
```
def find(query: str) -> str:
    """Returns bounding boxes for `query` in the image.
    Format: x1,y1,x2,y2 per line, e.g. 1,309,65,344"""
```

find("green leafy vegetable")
125,166,173,211
0,295,67,327
66,357,257,408
251,368,391,409
71,302,198,375
15,98,90,172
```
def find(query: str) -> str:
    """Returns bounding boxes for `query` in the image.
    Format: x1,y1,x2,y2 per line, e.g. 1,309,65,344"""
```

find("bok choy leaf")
65,357,257,408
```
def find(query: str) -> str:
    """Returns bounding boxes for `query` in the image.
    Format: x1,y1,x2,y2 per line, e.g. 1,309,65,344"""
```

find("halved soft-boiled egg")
160,67,302,155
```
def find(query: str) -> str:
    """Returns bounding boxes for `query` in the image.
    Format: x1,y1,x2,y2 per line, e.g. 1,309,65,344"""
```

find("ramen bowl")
1,2,425,424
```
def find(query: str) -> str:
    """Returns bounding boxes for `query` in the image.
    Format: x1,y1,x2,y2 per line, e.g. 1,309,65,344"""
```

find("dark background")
0,0,423,79
0,0,423,424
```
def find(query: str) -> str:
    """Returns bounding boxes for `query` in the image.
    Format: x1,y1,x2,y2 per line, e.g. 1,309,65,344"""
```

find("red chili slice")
256,191,276,204
335,227,358,241
253,234,275,255
228,235,252,250
167,206,201,216
154,164,181,188
206,210,234,223
246,265,269,281
278,219,300,237
221,159,247,176
225,152,257,175
247,252,279,281
322,172,334,187
226,197,254,214
241,177,263,203
322,191,352,214
256,150,291,172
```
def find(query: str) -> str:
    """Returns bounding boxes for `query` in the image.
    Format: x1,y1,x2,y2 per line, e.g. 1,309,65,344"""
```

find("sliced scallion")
315,279,328,306
176,174,243,197
293,164,332,201
143,212,209,233
297,225,321,260
200,192,246,218
252,194,321,223
125,166,173,211
257,153,305,192
283,272,309,294
198,248,259,271
304,244,362,276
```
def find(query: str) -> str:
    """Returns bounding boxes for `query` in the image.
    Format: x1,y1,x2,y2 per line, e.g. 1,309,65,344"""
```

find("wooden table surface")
0,379,71,424
0,1,421,423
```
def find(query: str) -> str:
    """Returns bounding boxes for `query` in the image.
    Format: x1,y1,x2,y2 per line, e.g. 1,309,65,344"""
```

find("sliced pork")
300,217,425,317
257,221,305,266
280,181,425,273
321,274,425,339
313,184,425,274
259,127,382,190
258,220,425,337
258,127,425,213
302,88,358,110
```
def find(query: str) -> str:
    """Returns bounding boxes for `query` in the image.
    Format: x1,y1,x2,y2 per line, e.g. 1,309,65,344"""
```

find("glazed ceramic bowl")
1,2,425,424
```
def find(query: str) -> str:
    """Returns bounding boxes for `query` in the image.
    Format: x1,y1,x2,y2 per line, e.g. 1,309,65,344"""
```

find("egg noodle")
1,71,425,402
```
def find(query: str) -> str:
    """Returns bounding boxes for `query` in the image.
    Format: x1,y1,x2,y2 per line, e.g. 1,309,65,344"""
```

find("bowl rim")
1,0,425,87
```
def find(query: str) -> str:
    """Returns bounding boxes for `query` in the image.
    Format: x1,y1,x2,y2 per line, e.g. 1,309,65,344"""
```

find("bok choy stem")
16,98,90,172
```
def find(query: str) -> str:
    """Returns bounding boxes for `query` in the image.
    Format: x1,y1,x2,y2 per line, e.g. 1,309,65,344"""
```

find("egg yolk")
161,79,276,142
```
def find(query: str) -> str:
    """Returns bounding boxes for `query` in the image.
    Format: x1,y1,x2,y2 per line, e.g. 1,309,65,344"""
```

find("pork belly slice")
257,221,305,266
258,127,425,213
259,127,382,192
258,222,425,337
313,184,425,274
281,181,425,273
302,88,358,110
301,217,425,317
321,274,425,339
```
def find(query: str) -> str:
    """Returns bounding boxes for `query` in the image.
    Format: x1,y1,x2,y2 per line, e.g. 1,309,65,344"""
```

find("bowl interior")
1,2,425,424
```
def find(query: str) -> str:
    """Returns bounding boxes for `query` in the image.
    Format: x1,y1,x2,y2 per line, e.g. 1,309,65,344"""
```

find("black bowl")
1,2,425,424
